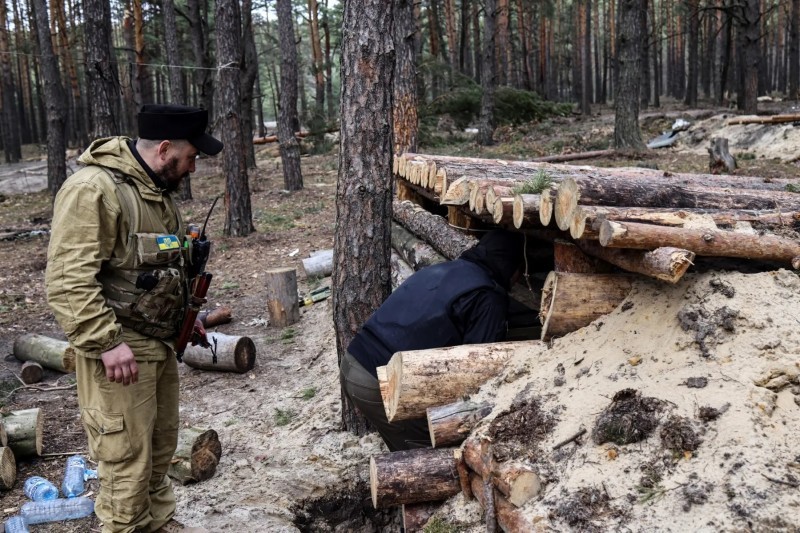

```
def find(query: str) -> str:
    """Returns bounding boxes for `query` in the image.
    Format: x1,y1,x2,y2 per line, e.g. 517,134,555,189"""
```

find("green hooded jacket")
45,137,187,361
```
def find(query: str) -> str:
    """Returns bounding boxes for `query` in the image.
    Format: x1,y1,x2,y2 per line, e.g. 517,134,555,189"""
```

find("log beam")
264,268,300,327
167,427,222,485
3,408,42,458
599,220,800,267
370,448,460,508
385,341,545,421
540,272,633,341
576,241,695,283
0,447,15,490
182,332,256,373
393,200,478,259
427,400,493,448
13,334,74,373
391,222,446,270
512,194,543,229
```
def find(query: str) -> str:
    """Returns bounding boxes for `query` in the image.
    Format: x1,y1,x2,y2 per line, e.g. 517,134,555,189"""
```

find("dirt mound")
679,114,800,162
447,270,800,531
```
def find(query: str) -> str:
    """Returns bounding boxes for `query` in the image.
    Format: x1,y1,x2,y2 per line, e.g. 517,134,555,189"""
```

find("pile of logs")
373,152,800,531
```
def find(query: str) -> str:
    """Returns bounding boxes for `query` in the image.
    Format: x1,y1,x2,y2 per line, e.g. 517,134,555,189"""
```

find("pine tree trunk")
614,0,646,150
276,0,303,191
187,0,214,114
241,0,258,169
307,0,326,153
790,0,800,99
334,0,394,436
216,0,254,236
163,0,185,104
478,0,497,145
0,0,22,163
30,0,67,197
394,0,419,155
85,0,119,137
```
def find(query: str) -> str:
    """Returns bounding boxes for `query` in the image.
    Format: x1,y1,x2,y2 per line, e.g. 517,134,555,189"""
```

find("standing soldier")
45,105,222,533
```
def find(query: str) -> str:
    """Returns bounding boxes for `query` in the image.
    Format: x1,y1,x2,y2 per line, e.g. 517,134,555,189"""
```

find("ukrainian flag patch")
156,234,181,250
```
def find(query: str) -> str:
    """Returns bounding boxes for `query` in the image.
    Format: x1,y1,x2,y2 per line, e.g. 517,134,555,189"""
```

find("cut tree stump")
19,361,43,384
182,332,256,373
427,400,492,448
708,137,737,174
463,436,543,507
402,502,441,532
0,447,15,490
199,305,233,328
576,241,695,283
264,268,300,327
540,272,633,341
3,408,43,458
369,448,460,508
598,219,800,267
13,334,74,373
385,341,545,421
167,427,223,485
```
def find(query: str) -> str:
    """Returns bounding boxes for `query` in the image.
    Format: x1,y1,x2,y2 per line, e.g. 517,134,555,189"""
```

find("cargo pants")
76,350,179,533
339,351,431,451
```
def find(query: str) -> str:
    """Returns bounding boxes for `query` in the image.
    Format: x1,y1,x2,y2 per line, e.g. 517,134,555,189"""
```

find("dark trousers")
339,351,431,451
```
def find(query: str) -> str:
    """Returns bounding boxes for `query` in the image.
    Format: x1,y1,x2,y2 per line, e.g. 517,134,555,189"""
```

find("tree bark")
307,0,327,153
167,427,222,485
3,408,42,459
393,200,477,260
708,137,737,174
276,0,304,191
0,0,22,162
478,0,497,145
599,219,800,266
217,0,254,237
540,272,633,340
30,0,67,197
240,0,258,169
13,333,74,373
84,0,119,137
427,400,492,448
264,268,300,327
614,0,646,150
333,0,395,436
162,0,185,104
394,0,419,155
182,332,256,373
385,341,544,421
391,249,415,288
553,239,613,273
369,448,461,508
187,0,214,114
790,0,800,99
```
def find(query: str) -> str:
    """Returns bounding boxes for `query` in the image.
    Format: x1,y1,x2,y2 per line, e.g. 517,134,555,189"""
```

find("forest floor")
0,99,799,532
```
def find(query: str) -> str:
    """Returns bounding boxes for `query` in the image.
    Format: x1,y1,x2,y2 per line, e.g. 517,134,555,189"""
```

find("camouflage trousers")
76,353,179,533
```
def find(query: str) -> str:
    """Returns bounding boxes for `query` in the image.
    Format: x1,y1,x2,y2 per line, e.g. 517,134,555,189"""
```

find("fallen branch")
552,428,587,450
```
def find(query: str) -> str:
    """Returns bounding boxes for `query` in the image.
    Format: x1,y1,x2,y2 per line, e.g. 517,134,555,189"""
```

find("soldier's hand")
100,343,139,386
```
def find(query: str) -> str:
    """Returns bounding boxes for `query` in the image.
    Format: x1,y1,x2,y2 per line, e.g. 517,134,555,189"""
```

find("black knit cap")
137,104,223,156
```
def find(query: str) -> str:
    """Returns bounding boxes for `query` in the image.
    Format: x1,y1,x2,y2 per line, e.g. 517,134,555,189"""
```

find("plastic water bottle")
62,455,86,497
20,497,94,525
23,476,59,501
3,516,29,533
84,468,98,481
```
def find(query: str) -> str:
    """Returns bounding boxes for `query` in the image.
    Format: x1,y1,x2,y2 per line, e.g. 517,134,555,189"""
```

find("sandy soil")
1,106,799,532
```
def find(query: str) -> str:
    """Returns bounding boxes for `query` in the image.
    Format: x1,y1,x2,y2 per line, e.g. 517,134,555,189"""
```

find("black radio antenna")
200,195,221,239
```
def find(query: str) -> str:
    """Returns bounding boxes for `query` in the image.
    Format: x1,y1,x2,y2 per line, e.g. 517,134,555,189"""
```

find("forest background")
2,0,800,441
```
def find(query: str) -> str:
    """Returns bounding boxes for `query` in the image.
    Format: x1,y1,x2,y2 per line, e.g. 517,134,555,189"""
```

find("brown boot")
156,518,209,533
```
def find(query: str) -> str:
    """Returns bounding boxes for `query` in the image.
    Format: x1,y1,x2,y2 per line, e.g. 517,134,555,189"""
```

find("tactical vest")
96,169,188,338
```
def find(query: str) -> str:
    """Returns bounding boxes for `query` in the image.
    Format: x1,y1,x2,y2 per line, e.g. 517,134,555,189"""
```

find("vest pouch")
130,268,183,325
134,232,182,267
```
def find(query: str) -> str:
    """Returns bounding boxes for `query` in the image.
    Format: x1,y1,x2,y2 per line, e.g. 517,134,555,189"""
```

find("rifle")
175,197,220,362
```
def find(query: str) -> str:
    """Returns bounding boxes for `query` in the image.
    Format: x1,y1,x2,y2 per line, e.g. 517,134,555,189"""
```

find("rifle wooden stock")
175,272,213,360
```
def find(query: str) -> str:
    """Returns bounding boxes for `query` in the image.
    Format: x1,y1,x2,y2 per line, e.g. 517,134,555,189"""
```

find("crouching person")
340,229,525,451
